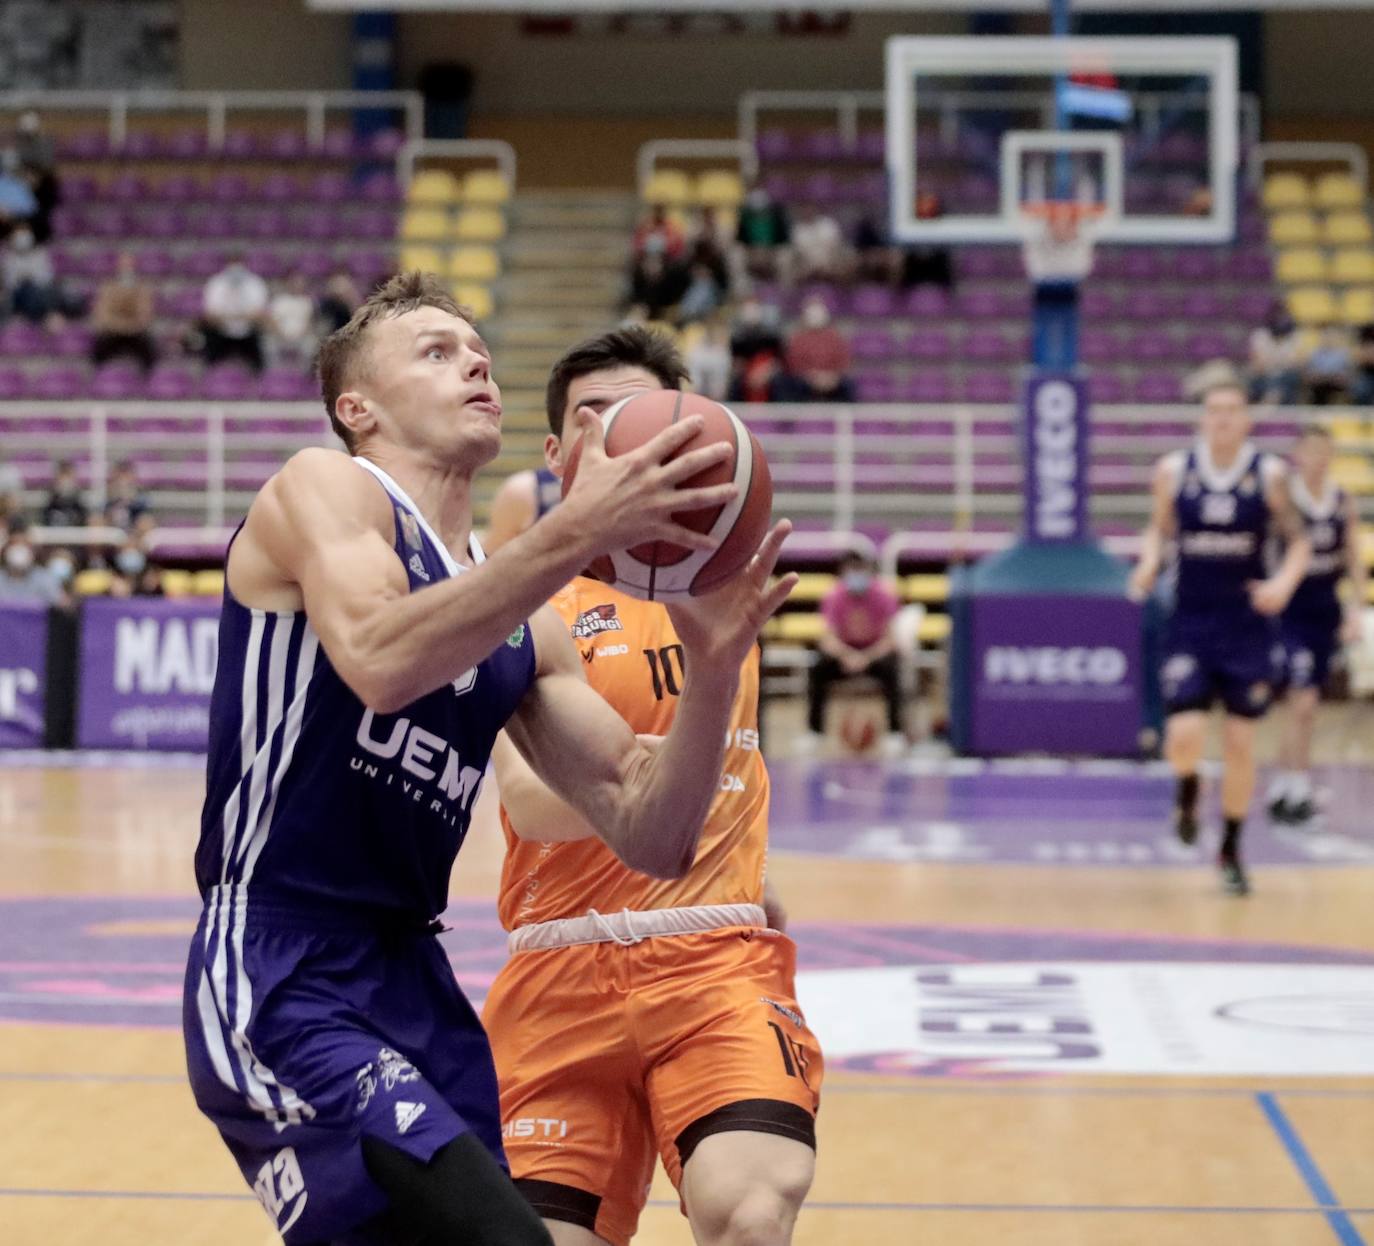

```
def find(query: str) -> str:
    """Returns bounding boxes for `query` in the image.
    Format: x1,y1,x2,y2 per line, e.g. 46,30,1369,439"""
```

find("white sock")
1290,771,1313,802
1266,772,1289,802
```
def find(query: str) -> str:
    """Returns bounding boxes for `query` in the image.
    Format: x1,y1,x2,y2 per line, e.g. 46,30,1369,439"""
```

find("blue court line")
1257,1092,1367,1246
3,1189,1373,1217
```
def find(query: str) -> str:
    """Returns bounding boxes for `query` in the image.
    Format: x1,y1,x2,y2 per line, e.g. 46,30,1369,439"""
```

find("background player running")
182,275,795,1246
1129,369,1310,895
1267,425,1368,825
483,327,821,1246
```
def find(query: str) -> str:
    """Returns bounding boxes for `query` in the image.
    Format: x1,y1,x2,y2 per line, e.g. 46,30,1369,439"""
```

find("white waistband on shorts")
507,903,767,954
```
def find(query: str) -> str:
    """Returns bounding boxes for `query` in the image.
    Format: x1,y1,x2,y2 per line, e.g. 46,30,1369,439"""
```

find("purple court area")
766,759,1374,868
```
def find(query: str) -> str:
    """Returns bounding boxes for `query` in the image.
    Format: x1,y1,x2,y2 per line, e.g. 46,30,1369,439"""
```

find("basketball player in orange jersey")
482,327,821,1246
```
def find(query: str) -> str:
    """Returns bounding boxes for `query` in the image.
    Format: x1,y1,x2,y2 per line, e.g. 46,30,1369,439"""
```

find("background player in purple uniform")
183,273,796,1246
1267,425,1367,825
483,464,563,551
1130,372,1310,895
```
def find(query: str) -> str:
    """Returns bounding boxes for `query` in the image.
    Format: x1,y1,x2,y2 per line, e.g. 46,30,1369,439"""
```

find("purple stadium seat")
158,173,202,203
197,208,237,239
367,130,405,160
351,250,395,284
955,288,1005,320
221,130,257,159
905,328,952,360
32,367,87,400
59,129,110,160
1232,290,1274,323
0,365,25,399
755,129,793,163
106,172,147,203
244,207,289,239
958,249,1004,281
260,171,301,203
850,285,897,319
162,128,208,160
322,129,354,159
1171,249,1220,282
0,320,47,357
854,171,888,204
202,366,258,401
167,287,206,320
310,171,352,203
245,249,287,280
1092,249,1126,279
961,373,1015,403
853,371,898,402
1229,250,1273,282
259,369,316,401
901,371,954,403
91,363,145,400
50,324,93,358
50,248,81,278
799,172,841,205
855,130,885,163
51,205,86,235
904,286,950,318
360,172,402,204
140,206,186,239
298,208,342,241
761,173,792,203
211,172,251,204
122,131,159,159
1121,290,1177,321
1121,251,1163,281
799,130,846,162
1133,374,1183,403
86,206,128,238
849,328,897,362
1080,329,1124,364
1179,289,1225,321
1238,214,1267,244
354,208,399,241
62,173,98,203
963,330,1016,363
1132,329,1177,362
266,128,309,161
296,251,337,281
1087,371,1128,403
146,366,198,401
135,249,176,279
182,249,226,281
1186,331,1239,364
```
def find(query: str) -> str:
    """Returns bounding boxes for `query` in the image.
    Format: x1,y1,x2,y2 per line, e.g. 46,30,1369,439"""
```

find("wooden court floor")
2,741,1373,1246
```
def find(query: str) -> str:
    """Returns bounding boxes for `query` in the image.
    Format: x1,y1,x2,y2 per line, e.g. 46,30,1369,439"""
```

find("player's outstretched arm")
1127,456,1178,601
235,416,737,711
1250,472,1312,616
502,523,797,879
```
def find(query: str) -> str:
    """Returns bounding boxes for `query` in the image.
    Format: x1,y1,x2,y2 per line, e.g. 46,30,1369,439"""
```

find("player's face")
544,365,665,476
1294,435,1332,480
1199,386,1250,457
358,307,502,468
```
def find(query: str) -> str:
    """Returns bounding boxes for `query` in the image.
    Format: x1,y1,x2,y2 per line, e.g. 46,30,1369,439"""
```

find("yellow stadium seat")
1324,211,1374,246
447,246,500,282
398,245,445,274
1331,454,1374,493
1337,287,1374,326
451,283,494,320
1263,172,1311,211
191,569,225,596
1276,247,1327,285
695,168,744,208
1325,415,1365,442
462,169,511,205
160,569,193,598
73,568,112,596
642,168,692,206
1288,285,1338,325
766,613,825,644
454,208,506,243
1330,249,1374,284
1269,210,1319,246
408,168,462,206
788,574,836,603
400,208,451,242
901,574,951,604
918,613,952,644
1314,172,1364,209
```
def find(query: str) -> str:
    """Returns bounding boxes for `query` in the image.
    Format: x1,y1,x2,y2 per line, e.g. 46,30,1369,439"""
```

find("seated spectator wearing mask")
1304,324,1352,406
0,521,63,605
3,226,63,325
103,459,152,531
42,459,87,528
800,553,907,757
785,297,854,401
266,269,319,369
201,252,269,371
109,541,162,599
735,181,791,279
43,546,76,608
1353,324,1374,405
727,296,787,403
92,253,157,371
317,266,362,334
791,203,849,285
1248,303,1304,405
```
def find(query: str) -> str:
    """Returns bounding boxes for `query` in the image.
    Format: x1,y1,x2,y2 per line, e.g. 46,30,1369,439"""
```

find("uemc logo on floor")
1024,376,1087,543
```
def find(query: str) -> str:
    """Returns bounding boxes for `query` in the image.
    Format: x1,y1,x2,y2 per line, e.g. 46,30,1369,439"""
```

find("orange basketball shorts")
482,925,823,1246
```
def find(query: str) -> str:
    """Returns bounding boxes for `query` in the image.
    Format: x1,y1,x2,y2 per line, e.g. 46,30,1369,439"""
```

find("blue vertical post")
352,12,396,141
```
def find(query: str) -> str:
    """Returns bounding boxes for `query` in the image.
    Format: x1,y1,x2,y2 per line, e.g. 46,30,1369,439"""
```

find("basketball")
560,389,774,600
839,706,879,754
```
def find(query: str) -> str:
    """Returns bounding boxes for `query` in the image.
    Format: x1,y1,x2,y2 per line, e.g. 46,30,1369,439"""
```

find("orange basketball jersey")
497,577,769,930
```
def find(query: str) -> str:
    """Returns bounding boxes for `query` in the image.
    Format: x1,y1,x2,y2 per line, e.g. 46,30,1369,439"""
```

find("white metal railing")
637,139,758,195
1250,141,1370,192
4,401,1362,552
0,89,424,152
738,88,1262,156
396,138,519,191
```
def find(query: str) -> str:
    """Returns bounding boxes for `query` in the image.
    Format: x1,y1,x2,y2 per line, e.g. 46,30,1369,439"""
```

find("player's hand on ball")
1246,577,1289,616
561,405,737,555
666,520,797,669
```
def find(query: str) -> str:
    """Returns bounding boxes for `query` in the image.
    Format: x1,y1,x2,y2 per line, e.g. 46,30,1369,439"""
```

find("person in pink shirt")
801,552,906,755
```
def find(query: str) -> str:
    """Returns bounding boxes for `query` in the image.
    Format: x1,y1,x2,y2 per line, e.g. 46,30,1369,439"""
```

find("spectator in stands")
1353,324,1374,405
82,513,114,572
900,193,955,290
43,545,76,606
800,552,906,758
103,460,151,531
14,112,55,176
266,269,319,369
0,519,63,605
0,452,22,521
1305,324,1353,406
41,460,87,528
628,250,685,322
735,180,790,279
676,261,723,326
633,204,685,263
687,207,731,292
785,296,854,402
727,295,788,402
0,149,37,238
91,252,157,372
791,203,848,285
3,225,63,325
1248,302,1304,405
854,214,900,287
684,316,731,401
317,265,362,335
109,540,163,599
201,251,269,372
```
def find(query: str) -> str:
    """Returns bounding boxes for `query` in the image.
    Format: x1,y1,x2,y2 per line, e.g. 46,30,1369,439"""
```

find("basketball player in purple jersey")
484,462,563,552
1129,371,1310,895
1267,426,1367,824
183,274,795,1245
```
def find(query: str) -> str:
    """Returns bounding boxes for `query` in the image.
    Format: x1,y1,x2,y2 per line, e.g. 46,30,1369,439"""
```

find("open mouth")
466,393,502,417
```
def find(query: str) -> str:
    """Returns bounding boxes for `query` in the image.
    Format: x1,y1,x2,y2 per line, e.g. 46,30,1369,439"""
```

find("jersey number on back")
643,645,686,701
